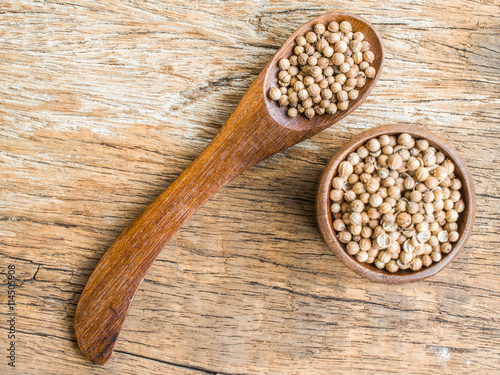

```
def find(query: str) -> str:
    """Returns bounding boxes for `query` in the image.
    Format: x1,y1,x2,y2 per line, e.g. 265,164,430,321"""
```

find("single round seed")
363,50,375,63
337,101,349,111
338,161,353,177
296,36,306,46
350,199,365,213
387,154,403,170
328,21,339,32
340,21,352,33
333,219,346,232
359,61,369,71
420,254,432,267
287,107,298,118
309,66,322,77
423,152,437,167
338,230,352,243
302,97,313,109
350,212,363,226
415,167,430,182
346,241,360,255
298,53,309,65
317,57,329,70
397,212,412,228
324,102,337,114
339,62,350,73
304,107,315,119
441,242,452,253
386,260,399,272
307,84,321,97
314,23,325,35
305,31,318,44
366,138,381,152
295,44,307,55
315,106,325,115
400,251,413,265
417,231,431,244
356,251,369,263
307,56,318,66
431,251,442,262
332,52,345,65
348,90,359,100
297,89,309,101
409,257,422,271
294,81,305,92
334,40,348,53
268,87,281,101
361,40,370,52
364,67,376,78
331,203,341,214
303,76,315,86
443,159,455,175
323,67,334,78
322,46,334,58
451,178,462,191
436,151,446,164
327,33,341,44
455,200,465,213
321,88,333,100
305,45,315,57
278,95,289,107
425,176,439,189
377,233,392,248
398,133,412,146
279,58,290,71
445,209,459,222
335,73,347,85
319,99,330,109
350,39,362,52
337,90,348,102
352,51,363,64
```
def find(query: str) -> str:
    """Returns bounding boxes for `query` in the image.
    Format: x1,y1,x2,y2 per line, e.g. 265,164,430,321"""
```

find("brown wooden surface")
1,1,499,374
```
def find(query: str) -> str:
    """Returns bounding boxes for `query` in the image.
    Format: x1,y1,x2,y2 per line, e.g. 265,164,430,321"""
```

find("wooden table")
1,1,499,374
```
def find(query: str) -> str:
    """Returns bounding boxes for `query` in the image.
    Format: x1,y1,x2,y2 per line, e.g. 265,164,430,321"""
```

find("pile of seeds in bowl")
329,133,465,273
267,20,377,119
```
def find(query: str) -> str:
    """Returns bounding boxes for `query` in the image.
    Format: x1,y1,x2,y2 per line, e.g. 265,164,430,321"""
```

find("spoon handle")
75,83,289,364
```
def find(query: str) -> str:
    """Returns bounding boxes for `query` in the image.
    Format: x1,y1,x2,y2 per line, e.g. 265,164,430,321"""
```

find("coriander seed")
268,87,281,101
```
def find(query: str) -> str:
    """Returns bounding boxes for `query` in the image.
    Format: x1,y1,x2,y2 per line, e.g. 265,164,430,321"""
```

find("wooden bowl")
316,125,476,284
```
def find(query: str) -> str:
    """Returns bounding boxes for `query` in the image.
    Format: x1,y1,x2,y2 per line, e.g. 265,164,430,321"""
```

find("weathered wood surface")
0,0,499,374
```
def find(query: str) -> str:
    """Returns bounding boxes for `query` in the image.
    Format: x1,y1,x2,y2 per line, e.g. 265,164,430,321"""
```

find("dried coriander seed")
268,87,281,101
287,107,298,118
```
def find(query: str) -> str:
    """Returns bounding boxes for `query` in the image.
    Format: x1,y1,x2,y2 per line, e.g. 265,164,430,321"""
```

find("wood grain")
1,0,499,374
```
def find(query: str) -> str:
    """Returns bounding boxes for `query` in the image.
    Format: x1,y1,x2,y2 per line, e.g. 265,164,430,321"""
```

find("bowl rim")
316,124,476,284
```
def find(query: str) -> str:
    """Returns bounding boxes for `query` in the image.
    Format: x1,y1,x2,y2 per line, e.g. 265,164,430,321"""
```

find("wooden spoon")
75,11,384,365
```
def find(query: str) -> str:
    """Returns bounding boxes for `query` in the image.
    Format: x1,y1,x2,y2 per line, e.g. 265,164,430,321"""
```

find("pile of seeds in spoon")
267,20,377,119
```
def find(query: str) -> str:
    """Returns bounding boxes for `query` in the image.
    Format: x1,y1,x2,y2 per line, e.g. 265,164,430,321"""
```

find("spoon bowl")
75,11,384,365
264,12,384,132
